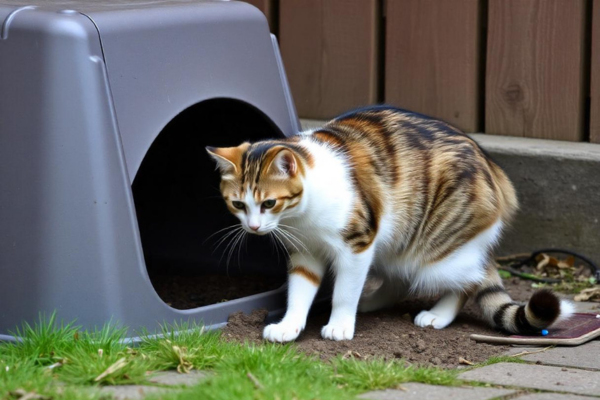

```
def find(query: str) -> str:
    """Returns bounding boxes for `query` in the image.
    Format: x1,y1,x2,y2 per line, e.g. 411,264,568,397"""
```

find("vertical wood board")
590,0,600,143
385,0,483,132
486,0,586,141
279,0,380,119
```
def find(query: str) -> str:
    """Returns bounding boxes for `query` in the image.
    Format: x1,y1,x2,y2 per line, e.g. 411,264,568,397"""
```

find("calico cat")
207,106,573,342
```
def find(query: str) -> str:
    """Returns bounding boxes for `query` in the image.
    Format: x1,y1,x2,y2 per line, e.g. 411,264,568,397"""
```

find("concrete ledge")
300,119,600,263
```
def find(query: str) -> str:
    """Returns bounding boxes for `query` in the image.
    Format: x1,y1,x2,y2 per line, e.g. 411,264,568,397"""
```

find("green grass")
472,355,528,368
139,321,230,372
0,314,461,400
0,313,80,366
332,357,458,391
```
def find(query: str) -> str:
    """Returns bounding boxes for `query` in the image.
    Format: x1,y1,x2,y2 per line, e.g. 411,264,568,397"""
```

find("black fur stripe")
514,305,536,334
493,302,516,329
475,285,507,304
240,150,249,185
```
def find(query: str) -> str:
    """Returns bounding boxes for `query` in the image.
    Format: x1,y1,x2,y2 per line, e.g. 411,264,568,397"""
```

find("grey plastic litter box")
0,0,300,339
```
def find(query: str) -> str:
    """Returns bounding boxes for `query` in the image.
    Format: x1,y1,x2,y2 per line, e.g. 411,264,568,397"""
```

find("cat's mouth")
244,227,271,236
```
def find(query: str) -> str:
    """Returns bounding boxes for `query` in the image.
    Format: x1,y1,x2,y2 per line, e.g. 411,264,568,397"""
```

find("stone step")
99,370,208,400
514,393,598,400
459,363,600,396
359,382,515,400
505,341,600,370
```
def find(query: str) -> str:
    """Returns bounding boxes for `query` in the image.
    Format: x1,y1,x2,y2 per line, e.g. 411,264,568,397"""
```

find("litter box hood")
0,0,299,338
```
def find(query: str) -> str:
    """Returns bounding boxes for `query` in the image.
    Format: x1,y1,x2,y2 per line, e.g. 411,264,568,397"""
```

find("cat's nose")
249,224,260,231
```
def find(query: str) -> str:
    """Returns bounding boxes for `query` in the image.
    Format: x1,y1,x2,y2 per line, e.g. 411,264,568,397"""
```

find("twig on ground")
9,389,50,400
510,346,554,358
495,253,531,262
458,357,474,365
247,372,264,390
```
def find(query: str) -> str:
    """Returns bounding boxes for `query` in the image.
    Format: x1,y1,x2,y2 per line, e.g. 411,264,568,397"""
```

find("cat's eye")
262,199,276,209
231,201,245,210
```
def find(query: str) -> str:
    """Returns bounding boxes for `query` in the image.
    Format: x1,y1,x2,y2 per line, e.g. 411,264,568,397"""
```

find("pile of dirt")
222,278,542,368
149,274,285,309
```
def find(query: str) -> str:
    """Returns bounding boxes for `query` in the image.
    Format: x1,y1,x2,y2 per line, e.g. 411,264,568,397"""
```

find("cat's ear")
206,146,241,176
268,148,298,177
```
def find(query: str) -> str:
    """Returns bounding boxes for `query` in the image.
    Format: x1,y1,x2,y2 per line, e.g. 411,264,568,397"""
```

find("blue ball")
541,329,549,336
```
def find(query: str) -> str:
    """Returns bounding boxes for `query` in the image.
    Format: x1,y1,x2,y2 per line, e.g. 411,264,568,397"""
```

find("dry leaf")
536,254,549,270
342,350,362,359
46,362,62,370
172,345,193,374
94,357,128,382
574,287,600,302
458,357,474,365
557,260,571,270
565,256,575,267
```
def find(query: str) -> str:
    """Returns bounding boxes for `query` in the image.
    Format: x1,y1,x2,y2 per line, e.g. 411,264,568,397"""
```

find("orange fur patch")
289,265,321,286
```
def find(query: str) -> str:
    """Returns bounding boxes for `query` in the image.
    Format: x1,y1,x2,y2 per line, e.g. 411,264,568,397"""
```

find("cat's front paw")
321,322,354,341
414,310,453,329
263,322,302,343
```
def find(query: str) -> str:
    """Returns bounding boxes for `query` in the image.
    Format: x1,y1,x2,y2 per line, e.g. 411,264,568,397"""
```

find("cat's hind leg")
358,279,401,313
414,291,468,329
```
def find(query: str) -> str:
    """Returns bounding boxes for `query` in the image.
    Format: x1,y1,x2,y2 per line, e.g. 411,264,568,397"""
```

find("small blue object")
541,329,549,336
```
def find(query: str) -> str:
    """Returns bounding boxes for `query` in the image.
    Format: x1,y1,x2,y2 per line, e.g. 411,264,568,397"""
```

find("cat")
207,105,573,342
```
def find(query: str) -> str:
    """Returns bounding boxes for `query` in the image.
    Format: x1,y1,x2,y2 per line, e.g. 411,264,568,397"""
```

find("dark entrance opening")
132,98,288,310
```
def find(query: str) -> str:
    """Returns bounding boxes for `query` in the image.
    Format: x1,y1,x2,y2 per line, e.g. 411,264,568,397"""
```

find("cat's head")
206,142,306,235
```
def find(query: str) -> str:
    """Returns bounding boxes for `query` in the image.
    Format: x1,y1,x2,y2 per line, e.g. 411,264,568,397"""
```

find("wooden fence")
243,0,600,143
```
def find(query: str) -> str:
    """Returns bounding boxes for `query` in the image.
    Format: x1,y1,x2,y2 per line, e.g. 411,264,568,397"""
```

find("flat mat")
471,313,600,346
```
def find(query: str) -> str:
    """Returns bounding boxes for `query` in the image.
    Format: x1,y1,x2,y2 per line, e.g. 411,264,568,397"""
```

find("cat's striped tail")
475,266,574,334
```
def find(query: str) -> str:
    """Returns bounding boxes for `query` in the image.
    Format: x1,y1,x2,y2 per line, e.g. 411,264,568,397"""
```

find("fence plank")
591,0,600,143
486,0,586,141
279,0,380,120
385,0,482,133
241,0,276,33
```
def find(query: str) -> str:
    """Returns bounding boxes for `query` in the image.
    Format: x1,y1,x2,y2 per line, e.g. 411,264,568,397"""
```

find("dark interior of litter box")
132,98,288,310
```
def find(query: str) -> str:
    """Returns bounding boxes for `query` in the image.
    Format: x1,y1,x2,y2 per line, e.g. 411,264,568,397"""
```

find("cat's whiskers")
277,223,308,239
271,230,291,259
276,227,310,254
267,233,282,265
270,232,288,263
278,226,309,251
218,229,239,265
224,228,246,269
212,226,244,253
272,227,299,253
204,224,242,245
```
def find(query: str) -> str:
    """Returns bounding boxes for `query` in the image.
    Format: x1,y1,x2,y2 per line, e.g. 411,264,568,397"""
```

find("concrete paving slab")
148,370,208,386
571,301,600,313
358,383,515,400
459,363,600,396
515,393,598,400
505,341,600,370
100,385,168,400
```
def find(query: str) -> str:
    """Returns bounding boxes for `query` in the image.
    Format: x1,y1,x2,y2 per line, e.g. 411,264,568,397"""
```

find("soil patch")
149,274,285,309
222,278,539,368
